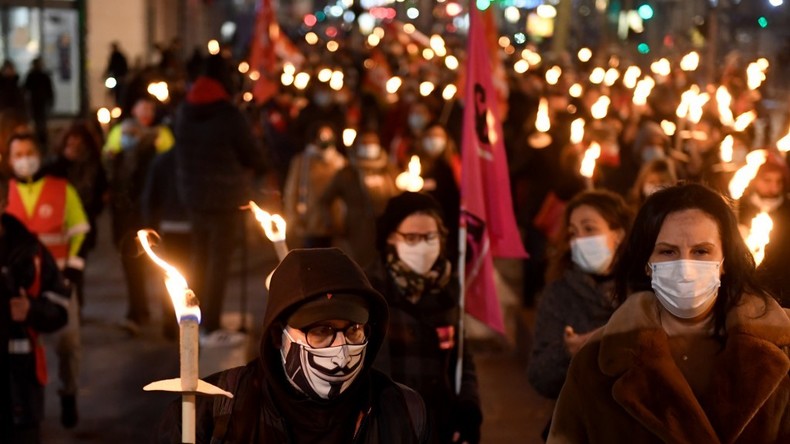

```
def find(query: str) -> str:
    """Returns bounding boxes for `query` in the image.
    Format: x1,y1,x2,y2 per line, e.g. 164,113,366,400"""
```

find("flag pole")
455,218,467,395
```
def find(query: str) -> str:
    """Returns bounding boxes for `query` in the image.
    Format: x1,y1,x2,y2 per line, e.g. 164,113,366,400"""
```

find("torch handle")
182,393,196,443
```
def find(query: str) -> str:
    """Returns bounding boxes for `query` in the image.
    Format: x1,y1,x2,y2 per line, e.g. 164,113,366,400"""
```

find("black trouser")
189,210,242,333
121,237,150,323
9,353,43,444
160,230,192,338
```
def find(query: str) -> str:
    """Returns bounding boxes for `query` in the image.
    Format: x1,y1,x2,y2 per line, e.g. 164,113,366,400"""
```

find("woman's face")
648,209,724,268
568,204,624,253
64,134,85,161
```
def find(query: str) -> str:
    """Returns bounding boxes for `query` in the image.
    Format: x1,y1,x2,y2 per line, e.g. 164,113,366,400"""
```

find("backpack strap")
394,382,428,441
210,366,249,444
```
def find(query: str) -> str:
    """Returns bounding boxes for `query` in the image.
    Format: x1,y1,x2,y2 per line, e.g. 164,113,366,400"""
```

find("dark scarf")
385,246,452,305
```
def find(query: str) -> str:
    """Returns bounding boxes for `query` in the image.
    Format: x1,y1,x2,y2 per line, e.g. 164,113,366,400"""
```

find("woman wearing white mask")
368,192,482,444
548,183,790,443
528,190,632,436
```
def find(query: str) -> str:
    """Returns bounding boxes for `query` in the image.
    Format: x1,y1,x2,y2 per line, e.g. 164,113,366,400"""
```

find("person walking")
173,54,267,347
369,192,483,444
23,58,54,151
5,133,89,429
156,248,429,443
548,184,790,443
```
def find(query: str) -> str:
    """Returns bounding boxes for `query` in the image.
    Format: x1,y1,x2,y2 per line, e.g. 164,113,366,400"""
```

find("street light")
769,0,783,6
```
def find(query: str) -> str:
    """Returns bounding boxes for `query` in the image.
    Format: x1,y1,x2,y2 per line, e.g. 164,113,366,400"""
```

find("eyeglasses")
396,231,440,246
301,323,369,348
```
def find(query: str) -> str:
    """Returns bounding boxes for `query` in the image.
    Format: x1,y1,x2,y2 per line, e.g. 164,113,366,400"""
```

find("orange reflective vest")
7,177,69,264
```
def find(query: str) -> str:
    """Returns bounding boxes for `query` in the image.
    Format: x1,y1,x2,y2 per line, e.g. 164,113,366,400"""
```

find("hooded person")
157,248,429,443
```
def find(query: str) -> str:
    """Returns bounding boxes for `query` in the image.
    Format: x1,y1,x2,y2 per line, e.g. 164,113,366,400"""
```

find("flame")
578,47,592,62
569,83,583,98
386,76,402,94
729,149,768,199
720,135,734,163
396,156,424,192
147,82,169,102
442,84,457,100
342,128,357,147
777,129,790,153
660,120,676,136
745,212,773,266
536,98,551,133
680,51,700,71
603,68,620,87
97,108,111,125
207,40,220,55
589,67,605,85
623,66,641,89
419,81,435,97
746,62,766,90
570,118,585,145
545,66,562,85
716,86,734,127
650,58,671,77
137,230,200,322
247,201,287,243
590,95,610,120
329,70,344,91
580,142,601,178
733,111,757,132
318,68,332,82
633,76,655,106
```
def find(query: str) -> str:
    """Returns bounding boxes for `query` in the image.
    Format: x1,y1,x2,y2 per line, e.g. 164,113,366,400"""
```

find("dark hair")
546,190,633,282
614,183,770,338
7,132,38,151
56,121,101,159
628,158,677,206
376,192,448,253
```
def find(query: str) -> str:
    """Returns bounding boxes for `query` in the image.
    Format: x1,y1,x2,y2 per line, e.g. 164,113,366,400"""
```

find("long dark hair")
614,183,770,337
547,189,633,282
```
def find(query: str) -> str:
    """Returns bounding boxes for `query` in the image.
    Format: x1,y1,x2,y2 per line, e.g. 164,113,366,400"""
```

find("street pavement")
39,214,553,443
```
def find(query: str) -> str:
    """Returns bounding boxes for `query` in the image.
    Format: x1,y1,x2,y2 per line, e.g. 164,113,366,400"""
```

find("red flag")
460,8,528,334
248,0,303,104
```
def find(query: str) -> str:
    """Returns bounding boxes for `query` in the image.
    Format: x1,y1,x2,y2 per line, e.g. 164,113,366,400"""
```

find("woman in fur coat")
549,183,790,443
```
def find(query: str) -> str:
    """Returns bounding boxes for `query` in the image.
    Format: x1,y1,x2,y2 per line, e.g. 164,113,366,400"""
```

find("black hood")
259,248,389,373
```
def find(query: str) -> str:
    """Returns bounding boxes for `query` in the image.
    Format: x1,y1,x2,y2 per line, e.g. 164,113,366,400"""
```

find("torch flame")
680,51,700,71
746,62,766,91
633,76,655,106
570,118,585,145
536,97,551,133
777,129,790,153
247,201,287,243
137,230,200,322
720,135,734,163
729,149,768,199
396,156,425,192
591,96,610,120
580,142,601,178
733,111,757,132
716,86,734,127
745,212,773,266
623,66,641,89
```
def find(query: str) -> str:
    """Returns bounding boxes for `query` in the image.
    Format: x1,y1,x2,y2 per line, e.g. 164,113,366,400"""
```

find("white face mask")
357,143,381,160
749,193,783,213
281,329,367,400
396,241,440,275
12,156,40,179
570,234,614,274
422,137,446,156
650,259,722,319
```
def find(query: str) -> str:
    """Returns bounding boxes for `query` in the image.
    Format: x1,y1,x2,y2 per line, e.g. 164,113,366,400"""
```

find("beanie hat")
375,192,444,252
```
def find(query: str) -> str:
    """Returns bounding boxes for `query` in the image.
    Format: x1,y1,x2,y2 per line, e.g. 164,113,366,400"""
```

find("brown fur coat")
548,291,790,443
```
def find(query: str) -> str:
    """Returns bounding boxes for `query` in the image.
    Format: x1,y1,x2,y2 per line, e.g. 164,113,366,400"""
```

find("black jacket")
174,77,267,212
157,248,428,443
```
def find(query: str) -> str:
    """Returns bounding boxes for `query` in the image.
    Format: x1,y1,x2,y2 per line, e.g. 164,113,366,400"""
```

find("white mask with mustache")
281,328,367,400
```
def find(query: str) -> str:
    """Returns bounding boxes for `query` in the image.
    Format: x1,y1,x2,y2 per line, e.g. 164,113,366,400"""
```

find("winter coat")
2,213,69,435
528,267,618,399
319,154,399,268
283,147,346,240
548,291,790,443
368,260,482,444
157,248,428,443
174,77,267,213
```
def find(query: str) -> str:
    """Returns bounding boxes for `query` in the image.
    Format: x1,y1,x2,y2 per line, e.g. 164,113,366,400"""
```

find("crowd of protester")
2,15,790,443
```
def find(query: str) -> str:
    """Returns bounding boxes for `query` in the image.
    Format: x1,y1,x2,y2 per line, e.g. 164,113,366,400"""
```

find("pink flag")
460,8,528,334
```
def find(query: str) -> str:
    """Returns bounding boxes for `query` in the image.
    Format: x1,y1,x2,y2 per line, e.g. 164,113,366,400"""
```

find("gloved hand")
451,400,482,444
63,266,83,293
